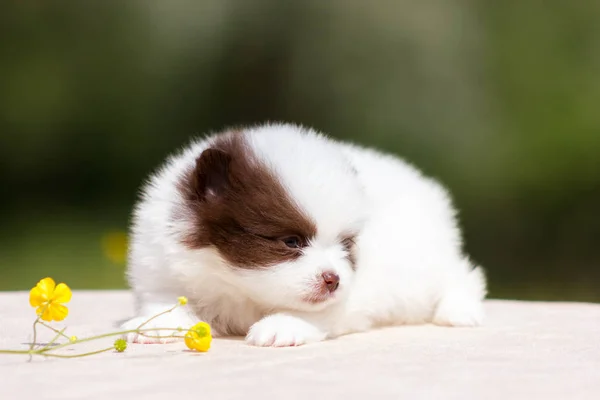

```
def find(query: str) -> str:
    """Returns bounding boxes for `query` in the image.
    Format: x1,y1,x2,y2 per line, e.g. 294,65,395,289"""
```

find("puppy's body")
122,123,486,346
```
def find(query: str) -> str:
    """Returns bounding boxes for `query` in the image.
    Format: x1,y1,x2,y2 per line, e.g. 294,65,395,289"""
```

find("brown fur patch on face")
341,234,357,270
175,130,317,269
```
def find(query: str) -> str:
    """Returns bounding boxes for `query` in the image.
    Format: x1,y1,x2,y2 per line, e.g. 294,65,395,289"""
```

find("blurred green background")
1,1,598,302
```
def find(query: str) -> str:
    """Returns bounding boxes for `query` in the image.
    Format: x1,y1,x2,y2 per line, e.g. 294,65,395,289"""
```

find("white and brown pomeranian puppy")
121,123,486,347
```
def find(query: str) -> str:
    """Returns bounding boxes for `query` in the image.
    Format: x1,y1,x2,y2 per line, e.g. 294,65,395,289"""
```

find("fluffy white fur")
121,123,487,346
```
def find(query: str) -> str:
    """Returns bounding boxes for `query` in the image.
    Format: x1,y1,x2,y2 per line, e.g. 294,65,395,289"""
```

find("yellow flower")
184,322,212,352
114,338,127,352
69,336,78,343
177,296,188,306
101,231,128,265
29,277,72,322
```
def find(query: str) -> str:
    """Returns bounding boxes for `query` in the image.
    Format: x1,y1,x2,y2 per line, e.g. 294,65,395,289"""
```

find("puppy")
121,123,486,347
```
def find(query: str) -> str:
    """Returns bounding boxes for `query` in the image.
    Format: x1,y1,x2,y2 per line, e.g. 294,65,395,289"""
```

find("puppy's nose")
321,271,340,292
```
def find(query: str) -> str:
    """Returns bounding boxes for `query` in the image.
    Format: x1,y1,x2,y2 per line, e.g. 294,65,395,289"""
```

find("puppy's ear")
192,148,232,201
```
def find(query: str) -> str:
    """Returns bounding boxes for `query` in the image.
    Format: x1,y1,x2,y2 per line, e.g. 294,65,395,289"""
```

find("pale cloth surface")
1,291,598,400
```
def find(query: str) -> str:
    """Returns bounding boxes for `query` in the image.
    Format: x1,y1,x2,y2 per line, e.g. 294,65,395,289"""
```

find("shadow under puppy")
121,123,486,347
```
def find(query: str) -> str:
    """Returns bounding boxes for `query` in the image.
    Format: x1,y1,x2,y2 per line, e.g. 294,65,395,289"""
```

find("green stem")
0,327,187,356
36,327,185,354
29,304,49,353
40,347,114,359
138,333,185,339
0,347,114,358
136,305,178,330
2,299,196,360
39,321,70,341
39,327,67,352
0,350,31,355
29,318,40,352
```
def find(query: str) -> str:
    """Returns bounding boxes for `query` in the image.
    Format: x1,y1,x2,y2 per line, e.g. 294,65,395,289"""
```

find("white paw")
433,294,484,327
121,310,199,344
433,266,486,327
245,314,327,347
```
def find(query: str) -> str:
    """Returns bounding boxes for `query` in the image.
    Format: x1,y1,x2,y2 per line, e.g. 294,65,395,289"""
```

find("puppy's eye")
341,236,355,251
282,236,302,249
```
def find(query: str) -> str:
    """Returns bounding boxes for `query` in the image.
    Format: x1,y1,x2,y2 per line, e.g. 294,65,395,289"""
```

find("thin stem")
0,327,186,358
0,350,31,355
135,305,178,330
137,333,185,339
29,318,40,352
39,327,67,352
39,321,70,341
0,346,113,358
29,304,49,352
36,327,185,354
40,347,114,359
2,300,196,360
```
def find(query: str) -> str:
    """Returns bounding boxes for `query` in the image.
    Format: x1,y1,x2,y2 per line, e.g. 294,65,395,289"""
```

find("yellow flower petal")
184,332,195,349
184,322,212,352
40,306,53,322
177,296,188,306
29,277,56,308
101,231,129,265
35,305,47,317
29,286,47,308
29,277,72,321
37,277,56,295
195,336,211,352
49,304,69,321
186,334,212,352
52,283,72,303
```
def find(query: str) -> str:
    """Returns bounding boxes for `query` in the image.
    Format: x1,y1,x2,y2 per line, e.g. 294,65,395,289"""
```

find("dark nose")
321,271,340,292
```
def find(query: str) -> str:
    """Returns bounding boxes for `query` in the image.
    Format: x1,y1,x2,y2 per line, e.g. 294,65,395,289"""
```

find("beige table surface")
1,291,599,400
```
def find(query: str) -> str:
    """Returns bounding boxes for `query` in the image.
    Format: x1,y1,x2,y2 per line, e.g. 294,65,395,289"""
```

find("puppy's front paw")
121,309,199,344
432,294,484,327
245,314,327,347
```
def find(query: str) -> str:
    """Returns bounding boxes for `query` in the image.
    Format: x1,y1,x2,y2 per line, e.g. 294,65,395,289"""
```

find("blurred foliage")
0,1,599,301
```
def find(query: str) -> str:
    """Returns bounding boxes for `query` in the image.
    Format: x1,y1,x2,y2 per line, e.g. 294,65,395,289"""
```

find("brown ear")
193,148,232,201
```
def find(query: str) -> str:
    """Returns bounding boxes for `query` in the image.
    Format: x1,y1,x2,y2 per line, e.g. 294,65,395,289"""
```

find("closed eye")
341,236,356,251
